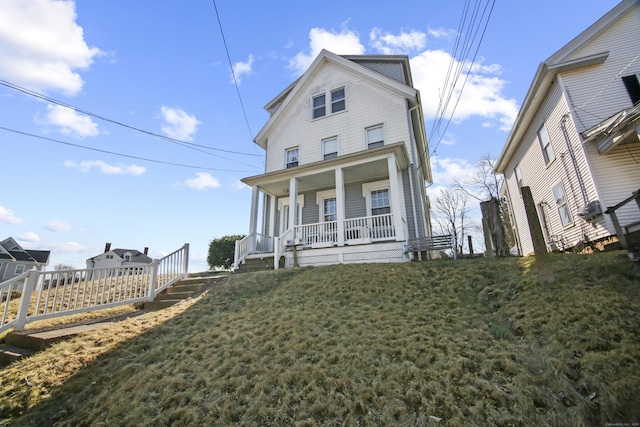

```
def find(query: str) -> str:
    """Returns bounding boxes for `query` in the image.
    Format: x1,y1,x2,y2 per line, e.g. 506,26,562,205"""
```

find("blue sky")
0,0,620,271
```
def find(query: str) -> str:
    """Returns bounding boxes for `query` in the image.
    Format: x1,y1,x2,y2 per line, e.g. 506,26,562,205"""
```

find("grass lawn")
1,251,639,426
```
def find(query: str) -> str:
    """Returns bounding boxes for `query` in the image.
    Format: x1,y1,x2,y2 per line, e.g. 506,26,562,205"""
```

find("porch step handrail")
233,233,274,270
0,243,190,333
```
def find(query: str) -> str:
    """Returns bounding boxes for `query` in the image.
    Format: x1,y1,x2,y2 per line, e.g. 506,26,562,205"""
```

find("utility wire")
0,126,254,173
0,79,262,159
212,0,255,145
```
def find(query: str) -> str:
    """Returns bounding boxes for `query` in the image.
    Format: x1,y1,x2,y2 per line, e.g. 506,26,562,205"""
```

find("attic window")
312,94,326,119
312,87,346,119
622,74,640,105
331,87,345,113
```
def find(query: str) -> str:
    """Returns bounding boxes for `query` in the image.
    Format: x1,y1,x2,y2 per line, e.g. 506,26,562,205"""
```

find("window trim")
322,136,338,160
366,124,385,150
278,195,305,233
316,189,337,223
312,94,326,119
15,264,25,275
552,181,572,228
362,180,391,217
330,87,346,114
285,146,299,169
311,86,346,120
537,123,555,165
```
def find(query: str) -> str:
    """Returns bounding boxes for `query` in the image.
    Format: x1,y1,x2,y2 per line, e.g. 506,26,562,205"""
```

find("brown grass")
1,251,639,426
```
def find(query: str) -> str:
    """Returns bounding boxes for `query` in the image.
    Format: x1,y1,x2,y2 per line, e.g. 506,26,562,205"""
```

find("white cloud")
430,156,475,187
370,29,426,55
64,160,146,175
184,172,221,190
48,241,88,253
289,27,365,75
410,50,519,131
160,106,200,142
41,104,99,138
232,54,254,84
44,219,73,232
0,205,23,225
17,231,40,243
0,0,103,96
427,26,458,40
230,179,249,191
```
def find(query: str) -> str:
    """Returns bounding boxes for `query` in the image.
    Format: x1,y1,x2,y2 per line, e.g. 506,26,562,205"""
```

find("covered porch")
235,143,413,269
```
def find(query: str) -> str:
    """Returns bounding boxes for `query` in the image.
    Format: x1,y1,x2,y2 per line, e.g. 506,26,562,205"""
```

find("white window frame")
362,180,391,216
278,195,304,233
123,253,132,262
316,189,337,223
322,136,338,160
366,124,384,149
15,264,25,275
312,94,326,119
330,87,346,114
552,182,572,227
285,147,299,169
537,123,555,165
311,86,346,120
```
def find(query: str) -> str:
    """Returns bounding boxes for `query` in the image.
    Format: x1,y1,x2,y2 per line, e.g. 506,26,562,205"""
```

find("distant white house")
0,237,50,281
86,243,153,270
495,0,640,255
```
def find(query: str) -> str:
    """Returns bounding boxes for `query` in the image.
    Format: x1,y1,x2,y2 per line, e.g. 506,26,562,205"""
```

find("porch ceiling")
243,143,409,197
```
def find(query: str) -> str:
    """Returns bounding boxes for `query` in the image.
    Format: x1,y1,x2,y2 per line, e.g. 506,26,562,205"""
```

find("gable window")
622,74,640,105
124,254,132,262
331,87,345,113
322,137,338,160
312,94,326,119
537,123,555,165
552,182,572,227
366,124,384,149
285,147,299,169
15,265,25,275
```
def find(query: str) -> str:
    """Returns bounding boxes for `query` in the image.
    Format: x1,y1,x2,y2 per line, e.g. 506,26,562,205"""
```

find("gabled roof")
495,0,638,173
0,237,50,265
255,49,419,149
112,248,152,263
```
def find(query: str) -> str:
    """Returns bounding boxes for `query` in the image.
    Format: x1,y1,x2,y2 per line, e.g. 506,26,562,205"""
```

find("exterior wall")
502,83,609,255
561,5,640,133
264,62,412,173
0,261,35,281
88,251,124,269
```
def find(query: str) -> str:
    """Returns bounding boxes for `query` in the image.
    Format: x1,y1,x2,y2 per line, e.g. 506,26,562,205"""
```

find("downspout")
406,102,422,238
560,114,588,206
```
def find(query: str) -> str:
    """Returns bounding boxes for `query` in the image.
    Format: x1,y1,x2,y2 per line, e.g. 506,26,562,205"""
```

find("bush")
207,235,245,270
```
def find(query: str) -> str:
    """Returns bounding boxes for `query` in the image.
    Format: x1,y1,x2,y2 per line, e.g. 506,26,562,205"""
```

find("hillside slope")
2,252,639,426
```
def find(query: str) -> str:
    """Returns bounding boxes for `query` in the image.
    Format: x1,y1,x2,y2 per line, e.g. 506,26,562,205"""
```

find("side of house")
0,237,50,281
86,243,152,269
495,0,640,255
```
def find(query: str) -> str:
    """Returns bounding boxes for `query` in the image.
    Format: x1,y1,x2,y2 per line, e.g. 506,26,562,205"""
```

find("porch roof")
241,142,410,197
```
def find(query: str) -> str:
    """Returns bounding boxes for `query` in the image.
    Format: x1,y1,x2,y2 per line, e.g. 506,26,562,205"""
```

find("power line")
0,78,262,159
0,126,255,173
211,0,255,145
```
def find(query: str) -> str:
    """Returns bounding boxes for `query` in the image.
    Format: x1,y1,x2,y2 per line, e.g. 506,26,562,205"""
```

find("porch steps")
0,273,228,366
236,256,275,274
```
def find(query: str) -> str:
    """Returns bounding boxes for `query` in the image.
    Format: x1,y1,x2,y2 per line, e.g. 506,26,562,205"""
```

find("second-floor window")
622,74,640,105
286,147,299,169
366,124,384,149
323,137,338,160
312,87,346,119
537,123,555,165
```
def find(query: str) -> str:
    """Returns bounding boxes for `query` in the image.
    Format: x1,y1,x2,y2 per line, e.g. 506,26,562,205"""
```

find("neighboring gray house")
86,243,153,270
235,49,433,269
495,0,640,255
0,237,50,281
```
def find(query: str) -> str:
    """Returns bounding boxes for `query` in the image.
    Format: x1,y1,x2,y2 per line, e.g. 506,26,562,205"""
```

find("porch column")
289,177,298,236
268,193,276,239
387,155,405,241
335,167,345,246
249,186,260,250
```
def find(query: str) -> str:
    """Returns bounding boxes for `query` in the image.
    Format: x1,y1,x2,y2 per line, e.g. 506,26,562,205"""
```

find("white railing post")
182,243,190,278
147,260,159,301
274,236,280,270
15,269,38,331
234,240,241,270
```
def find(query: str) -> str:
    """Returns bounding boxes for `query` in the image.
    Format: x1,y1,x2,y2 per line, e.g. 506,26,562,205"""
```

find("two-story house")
0,237,50,282
235,50,433,269
495,0,640,255
86,243,153,271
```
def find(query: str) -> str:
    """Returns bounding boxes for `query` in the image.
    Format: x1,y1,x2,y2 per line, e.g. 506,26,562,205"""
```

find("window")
312,94,326,119
323,197,337,222
366,124,384,149
622,74,640,105
285,147,299,169
537,123,555,165
331,87,345,113
371,189,391,216
15,265,25,275
322,137,338,160
552,182,572,227
124,254,131,262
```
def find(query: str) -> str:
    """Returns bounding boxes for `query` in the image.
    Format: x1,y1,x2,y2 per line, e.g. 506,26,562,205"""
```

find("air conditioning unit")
578,200,602,221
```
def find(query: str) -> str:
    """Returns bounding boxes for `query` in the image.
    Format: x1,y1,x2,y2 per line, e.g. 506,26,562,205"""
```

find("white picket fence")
0,244,189,334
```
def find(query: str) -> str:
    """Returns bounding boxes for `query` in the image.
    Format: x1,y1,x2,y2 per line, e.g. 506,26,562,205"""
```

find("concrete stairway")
235,256,276,273
0,273,227,366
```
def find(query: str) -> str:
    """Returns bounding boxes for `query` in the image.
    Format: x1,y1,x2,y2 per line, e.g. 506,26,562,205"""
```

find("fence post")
274,237,280,270
183,243,190,278
234,240,240,270
147,260,159,302
15,269,38,331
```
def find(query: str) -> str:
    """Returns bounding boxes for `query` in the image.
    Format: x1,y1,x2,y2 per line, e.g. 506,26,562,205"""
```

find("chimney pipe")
144,247,149,255
104,242,111,253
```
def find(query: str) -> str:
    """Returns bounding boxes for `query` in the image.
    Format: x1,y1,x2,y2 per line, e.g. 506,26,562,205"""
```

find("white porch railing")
294,221,338,247
233,233,274,270
344,214,396,242
0,243,189,333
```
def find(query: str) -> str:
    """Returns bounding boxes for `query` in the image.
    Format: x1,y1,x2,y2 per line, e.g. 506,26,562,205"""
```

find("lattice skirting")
342,249,404,262
290,246,405,267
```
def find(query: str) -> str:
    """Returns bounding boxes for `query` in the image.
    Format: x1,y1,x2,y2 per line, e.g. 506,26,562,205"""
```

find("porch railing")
345,213,396,242
233,233,274,270
0,243,189,333
295,221,338,246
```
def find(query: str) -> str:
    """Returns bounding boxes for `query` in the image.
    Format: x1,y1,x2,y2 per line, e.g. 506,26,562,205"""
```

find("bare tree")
431,188,472,256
